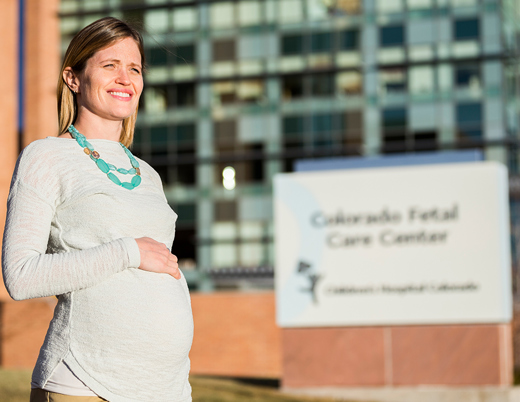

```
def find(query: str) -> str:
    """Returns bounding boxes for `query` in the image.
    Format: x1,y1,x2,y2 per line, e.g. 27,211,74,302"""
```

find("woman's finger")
169,264,181,279
169,255,179,270
161,253,178,278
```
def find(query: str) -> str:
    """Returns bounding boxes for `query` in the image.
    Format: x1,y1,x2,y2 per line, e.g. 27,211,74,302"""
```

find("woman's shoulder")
7,138,74,204
14,138,74,184
134,155,164,189
20,137,75,161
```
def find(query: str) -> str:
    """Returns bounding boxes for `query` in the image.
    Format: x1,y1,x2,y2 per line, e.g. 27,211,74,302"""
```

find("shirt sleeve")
1,147,141,301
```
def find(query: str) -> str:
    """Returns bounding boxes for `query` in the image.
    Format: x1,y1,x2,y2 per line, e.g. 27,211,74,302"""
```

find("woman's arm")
2,180,141,300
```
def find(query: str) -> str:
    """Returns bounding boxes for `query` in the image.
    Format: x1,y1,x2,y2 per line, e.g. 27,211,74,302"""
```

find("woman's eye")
104,64,114,68
132,68,141,74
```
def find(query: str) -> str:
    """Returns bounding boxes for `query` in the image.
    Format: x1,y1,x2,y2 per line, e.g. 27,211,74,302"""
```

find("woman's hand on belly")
135,237,181,279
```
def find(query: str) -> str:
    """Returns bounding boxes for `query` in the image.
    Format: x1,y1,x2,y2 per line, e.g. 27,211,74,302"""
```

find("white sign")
274,162,512,327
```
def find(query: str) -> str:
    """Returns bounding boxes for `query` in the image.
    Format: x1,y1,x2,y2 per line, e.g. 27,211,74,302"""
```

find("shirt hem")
63,354,192,402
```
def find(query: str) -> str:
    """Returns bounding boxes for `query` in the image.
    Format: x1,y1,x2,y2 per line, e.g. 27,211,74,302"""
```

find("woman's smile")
107,89,134,101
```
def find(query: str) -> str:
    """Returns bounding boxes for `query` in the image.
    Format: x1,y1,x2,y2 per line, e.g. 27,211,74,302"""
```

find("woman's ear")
63,67,80,93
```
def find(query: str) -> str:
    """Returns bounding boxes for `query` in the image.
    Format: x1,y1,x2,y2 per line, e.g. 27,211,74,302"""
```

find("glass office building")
59,0,520,291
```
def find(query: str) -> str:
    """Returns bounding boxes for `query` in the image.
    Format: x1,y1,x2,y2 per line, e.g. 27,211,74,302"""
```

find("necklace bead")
67,125,142,190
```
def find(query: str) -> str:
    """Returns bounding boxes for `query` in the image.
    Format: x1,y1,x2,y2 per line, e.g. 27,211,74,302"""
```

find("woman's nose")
115,69,131,85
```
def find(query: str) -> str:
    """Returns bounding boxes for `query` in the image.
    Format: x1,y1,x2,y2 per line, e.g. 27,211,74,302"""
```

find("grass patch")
0,368,32,402
191,376,337,402
0,370,339,402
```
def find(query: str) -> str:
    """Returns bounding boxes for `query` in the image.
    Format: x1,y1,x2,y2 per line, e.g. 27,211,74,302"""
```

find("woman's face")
70,37,144,122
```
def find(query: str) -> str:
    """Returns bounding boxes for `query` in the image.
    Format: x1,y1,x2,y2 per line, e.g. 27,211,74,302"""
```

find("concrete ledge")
283,386,520,402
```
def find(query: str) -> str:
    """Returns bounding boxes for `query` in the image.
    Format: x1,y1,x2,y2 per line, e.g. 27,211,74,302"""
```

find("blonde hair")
57,17,145,147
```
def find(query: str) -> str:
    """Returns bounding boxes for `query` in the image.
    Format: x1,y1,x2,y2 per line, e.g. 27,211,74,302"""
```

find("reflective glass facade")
59,0,520,291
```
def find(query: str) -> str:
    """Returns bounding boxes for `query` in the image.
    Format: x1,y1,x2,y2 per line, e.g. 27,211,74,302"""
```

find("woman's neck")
69,113,123,142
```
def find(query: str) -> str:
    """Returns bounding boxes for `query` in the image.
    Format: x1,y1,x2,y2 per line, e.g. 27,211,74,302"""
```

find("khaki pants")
30,388,106,402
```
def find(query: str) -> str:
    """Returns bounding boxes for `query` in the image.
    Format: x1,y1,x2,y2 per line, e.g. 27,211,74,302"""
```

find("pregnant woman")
2,17,193,402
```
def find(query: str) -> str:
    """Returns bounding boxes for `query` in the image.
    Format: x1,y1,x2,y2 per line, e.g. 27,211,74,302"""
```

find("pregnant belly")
69,269,193,375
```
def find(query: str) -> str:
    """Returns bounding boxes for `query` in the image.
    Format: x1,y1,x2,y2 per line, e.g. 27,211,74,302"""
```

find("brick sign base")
282,324,512,387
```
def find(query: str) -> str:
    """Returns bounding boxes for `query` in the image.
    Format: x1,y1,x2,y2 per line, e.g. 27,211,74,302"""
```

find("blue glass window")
340,29,360,50
283,116,305,135
380,25,404,47
174,44,196,64
283,115,305,171
148,44,195,66
455,64,480,87
151,125,169,145
175,204,196,225
312,113,334,133
454,18,479,41
149,47,168,66
150,126,169,157
175,124,195,144
311,74,334,96
282,34,305,55
383,108,407,128
311,32,332,53
133,127,143,144
132,128,143,157
382,108,407,153
312,113,337,149
456,102,482,139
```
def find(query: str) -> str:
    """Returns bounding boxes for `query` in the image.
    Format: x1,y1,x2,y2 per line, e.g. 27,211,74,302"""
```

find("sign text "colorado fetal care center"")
274,162,512,327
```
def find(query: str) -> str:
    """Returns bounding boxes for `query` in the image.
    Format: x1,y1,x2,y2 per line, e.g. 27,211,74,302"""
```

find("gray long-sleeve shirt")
2,137,193,402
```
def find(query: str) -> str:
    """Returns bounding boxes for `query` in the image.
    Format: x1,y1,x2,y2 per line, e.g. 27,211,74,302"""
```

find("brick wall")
0,298,56,368
23,0,60,147
0,0,60,302
0,0,21,302
190,291,281,378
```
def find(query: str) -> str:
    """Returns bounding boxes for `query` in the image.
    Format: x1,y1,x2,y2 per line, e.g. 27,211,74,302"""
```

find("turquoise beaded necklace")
68,125,142,190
